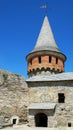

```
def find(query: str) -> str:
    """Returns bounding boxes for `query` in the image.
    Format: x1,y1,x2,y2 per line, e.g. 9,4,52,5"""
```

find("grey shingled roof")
32,16,60,53
26,72,73,82
28,103,56,110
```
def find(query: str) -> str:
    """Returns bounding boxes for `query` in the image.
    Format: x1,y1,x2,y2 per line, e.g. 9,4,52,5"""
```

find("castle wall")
0,70,73,127
0,70,28,125
27,80,73,127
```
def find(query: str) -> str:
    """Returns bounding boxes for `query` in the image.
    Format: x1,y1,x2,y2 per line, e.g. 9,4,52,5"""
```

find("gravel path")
0,125,73,130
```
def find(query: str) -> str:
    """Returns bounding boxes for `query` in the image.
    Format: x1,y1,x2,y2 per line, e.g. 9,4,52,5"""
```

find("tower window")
58,93,65,103
63,62,64,67
30,59,32,65
38,56,41,64
56,58,58,64
49,56,52,63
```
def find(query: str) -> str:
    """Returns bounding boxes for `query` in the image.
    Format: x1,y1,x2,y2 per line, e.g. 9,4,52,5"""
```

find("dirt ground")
0,125,73,130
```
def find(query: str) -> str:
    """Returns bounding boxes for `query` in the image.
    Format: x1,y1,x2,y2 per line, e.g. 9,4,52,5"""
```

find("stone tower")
26,16,73,128
26,16,66,77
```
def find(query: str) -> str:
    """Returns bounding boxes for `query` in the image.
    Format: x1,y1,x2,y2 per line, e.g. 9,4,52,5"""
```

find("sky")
0,0,73,78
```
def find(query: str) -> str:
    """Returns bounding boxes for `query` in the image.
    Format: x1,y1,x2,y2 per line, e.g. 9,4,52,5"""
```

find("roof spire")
32,15,60,53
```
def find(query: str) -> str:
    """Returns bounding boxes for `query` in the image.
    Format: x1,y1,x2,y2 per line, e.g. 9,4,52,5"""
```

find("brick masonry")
28,55,64,74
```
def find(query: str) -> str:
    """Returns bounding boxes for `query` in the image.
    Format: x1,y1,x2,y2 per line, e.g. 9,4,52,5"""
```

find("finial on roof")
40,5,48,16
40,0,48,16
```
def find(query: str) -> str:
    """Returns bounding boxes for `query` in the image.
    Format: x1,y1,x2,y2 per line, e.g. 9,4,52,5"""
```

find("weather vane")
40,0,48,15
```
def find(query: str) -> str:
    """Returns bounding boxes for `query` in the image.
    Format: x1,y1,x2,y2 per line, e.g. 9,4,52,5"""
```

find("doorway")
35,113,47,127
13,119,16,124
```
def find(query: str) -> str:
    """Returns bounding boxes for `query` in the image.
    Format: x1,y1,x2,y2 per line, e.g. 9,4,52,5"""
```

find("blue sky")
0,0,73,78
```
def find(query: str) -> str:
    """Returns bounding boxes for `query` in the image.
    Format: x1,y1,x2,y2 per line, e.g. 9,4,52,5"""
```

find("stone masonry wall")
0,68,73,127
27,81,73,127
0,69,28,125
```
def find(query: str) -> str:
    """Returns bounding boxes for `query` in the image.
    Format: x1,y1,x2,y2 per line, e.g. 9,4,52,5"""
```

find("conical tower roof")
32,16,60,53
26,15,66,62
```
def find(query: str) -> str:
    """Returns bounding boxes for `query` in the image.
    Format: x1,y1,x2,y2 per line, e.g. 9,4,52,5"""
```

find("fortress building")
26,16,73,127
0,15,73,128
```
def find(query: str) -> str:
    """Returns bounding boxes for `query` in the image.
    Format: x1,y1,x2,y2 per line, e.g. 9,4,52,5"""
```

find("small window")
58,93,65,103
30,59,32,65
68,122,71,127
10,116,19,125
38,56,41,64
63,62,64,67
56,58,58,64
49,56,52,63
13,119,16,124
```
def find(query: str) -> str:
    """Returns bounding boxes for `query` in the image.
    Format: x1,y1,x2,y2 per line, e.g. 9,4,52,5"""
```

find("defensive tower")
26,16,66,77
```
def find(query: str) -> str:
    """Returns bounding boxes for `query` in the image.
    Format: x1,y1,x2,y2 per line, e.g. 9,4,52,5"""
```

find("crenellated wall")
27,55,64,77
